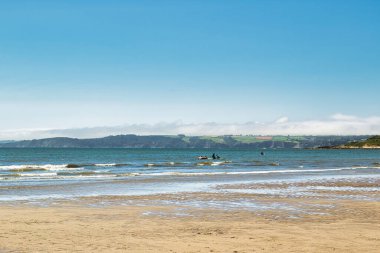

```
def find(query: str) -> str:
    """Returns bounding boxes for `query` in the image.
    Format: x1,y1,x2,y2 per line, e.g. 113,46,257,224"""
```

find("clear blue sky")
0,0,379,132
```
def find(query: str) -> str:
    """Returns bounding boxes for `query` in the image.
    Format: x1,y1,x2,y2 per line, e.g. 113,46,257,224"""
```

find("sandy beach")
1,183,379,253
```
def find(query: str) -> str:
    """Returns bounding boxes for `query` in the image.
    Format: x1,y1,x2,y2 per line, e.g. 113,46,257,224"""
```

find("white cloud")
1,114,380,140
330,113,358,121
275,117,289,124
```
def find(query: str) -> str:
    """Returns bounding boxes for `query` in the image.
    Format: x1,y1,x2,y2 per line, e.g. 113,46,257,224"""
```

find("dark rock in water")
66,164,81,168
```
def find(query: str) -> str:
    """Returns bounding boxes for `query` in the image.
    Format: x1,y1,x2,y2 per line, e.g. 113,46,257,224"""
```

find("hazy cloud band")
1,114,379,140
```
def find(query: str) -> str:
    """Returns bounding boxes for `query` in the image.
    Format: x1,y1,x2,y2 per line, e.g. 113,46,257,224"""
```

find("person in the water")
212,153,221,159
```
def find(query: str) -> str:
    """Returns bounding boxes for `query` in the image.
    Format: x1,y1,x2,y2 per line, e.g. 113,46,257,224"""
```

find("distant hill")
321,135,380,149
0,135,370,148
0,140,15,144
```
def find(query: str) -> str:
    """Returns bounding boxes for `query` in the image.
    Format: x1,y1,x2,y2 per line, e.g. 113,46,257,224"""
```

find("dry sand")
0,197,379,253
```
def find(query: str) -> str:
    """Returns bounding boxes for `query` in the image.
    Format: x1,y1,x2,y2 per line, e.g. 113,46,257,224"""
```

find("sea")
0,148,379,209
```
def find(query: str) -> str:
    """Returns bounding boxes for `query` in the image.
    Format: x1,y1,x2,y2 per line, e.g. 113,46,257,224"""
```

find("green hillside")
344,136,380,148
0,135,370,148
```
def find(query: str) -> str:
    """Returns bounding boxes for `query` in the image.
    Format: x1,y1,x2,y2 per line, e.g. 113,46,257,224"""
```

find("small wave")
117,172,140,177
197,161,231,166
18,172,58,177
165,162,190,166
139,167,363,177
0,173,21,178
352,165,380,169
0,163,136,171
197,162,212,166
9,167,46,172
1,172,119,180
352,166,367,169
144,163,169,167
0,165,40,171
233,162,281,167
94,163,116,167
57,171,97,176
211,161,231,166
351,166,380,169
0,164,81,171
143,162,190,167
93,163,130,167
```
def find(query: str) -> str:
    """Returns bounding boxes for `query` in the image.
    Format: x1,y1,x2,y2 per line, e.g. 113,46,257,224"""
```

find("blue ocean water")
0,148,379,203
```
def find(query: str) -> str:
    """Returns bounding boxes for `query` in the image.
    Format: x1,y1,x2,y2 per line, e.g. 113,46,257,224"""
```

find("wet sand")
1,180,379,252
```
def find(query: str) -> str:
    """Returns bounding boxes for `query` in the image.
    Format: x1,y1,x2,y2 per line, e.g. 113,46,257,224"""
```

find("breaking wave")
0,164,81,171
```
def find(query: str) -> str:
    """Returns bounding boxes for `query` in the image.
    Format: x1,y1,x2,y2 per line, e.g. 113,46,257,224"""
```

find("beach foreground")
1,192,379,252
1,149,379,252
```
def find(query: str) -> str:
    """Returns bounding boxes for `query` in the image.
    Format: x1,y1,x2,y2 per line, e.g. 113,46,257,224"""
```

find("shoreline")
1,178,379,252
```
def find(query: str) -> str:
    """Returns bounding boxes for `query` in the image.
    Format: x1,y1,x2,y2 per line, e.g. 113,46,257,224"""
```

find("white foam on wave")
353,166,380,169
0,164,82,171
0,173,119,181
1,165,378,181
0,165,26,170
141,167,371,177
18,172,58,177
211,161,225,166
94,163,117,167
